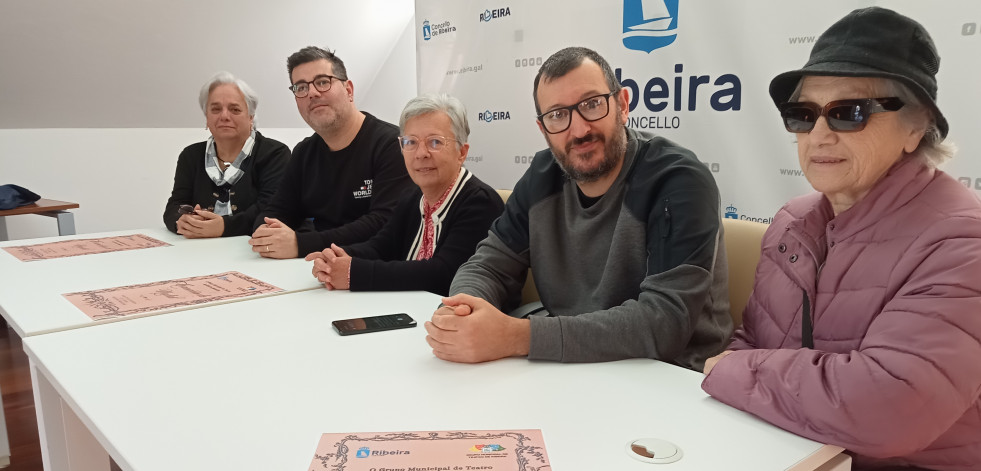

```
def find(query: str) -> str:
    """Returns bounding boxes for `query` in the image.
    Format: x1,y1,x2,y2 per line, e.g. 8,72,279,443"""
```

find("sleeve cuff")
295,231,319,259
528,315,563,361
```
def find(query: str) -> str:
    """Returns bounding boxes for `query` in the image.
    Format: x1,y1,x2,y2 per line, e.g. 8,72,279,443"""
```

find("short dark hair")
286,46,348,82
533,46,621,114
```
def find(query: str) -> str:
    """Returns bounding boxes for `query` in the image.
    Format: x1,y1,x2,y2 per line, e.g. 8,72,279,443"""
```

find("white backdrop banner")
414,0,981,223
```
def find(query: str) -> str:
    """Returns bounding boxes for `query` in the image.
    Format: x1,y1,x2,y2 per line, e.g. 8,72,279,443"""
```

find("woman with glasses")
701,8,981,470
163,72,290,238
305,94,504,295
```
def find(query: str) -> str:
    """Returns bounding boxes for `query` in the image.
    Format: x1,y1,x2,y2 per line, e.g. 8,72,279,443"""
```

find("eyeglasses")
537,92,616,134
288,74,345,98
778,97,904,133
397,135,458,152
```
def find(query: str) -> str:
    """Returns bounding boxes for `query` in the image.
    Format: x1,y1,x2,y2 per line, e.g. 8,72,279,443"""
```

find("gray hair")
878,78,955,168
198,72,259,118
399,93,470,144
533,46,622,115
788,77,954,168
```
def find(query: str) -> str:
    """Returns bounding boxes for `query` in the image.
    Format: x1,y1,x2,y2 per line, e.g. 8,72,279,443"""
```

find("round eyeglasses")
397,135,459,152
536,91,616,134
288,74,345,98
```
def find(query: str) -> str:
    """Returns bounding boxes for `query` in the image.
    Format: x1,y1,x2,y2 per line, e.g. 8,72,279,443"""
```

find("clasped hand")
176,204,224,238
249,217,298,258
424,293,531,364
305,244,352,290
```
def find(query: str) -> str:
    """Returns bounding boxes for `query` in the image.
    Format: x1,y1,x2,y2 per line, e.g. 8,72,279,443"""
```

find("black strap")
802,290,814,349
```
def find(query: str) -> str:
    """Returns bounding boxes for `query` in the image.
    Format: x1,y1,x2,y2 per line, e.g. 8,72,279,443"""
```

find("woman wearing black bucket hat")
702,8,981,470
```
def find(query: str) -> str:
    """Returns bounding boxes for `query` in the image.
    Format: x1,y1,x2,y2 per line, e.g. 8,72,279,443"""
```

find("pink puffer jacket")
702,159,981,471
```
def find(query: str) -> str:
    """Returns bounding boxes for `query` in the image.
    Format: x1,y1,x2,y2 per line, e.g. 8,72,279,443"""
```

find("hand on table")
176,205,224,238
249,217,298,259
304,244,352,290
703,350,734,375
424,293,531,363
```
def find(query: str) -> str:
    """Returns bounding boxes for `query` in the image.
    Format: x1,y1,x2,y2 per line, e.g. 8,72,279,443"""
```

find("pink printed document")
63,271,282,321
308,429,550,471
2,234,170,261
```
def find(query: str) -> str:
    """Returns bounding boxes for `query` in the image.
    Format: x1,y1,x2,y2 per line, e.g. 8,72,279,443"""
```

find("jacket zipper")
801,290,814,349
661,198,672,262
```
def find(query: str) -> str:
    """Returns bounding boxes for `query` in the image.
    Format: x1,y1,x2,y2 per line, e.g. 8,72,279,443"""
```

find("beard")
550,125,627,183
303,102,349,138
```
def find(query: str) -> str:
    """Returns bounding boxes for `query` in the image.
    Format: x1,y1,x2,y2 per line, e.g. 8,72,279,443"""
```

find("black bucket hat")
769,7,948,138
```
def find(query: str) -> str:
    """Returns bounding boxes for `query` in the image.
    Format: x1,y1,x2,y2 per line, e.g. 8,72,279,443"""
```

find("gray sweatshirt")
450,127,732,370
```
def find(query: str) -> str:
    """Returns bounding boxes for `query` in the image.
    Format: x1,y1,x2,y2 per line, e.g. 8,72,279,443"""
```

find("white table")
0,228,322,337
24,289,848,471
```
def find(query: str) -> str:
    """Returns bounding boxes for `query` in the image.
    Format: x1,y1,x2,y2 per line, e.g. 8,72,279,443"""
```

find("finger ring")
265,246,270,252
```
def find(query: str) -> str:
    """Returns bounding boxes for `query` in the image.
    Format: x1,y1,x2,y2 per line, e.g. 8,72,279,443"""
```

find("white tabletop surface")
0,228,321,337
24,289,831,471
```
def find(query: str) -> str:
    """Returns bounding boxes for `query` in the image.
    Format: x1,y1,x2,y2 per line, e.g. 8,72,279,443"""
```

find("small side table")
0,199,79,241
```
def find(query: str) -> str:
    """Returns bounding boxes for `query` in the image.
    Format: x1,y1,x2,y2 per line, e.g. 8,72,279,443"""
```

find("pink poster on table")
63,271,282,321
2,234,170,261
308,429,550,471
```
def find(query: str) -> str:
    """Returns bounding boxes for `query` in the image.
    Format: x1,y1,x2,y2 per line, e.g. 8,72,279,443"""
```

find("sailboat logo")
622,0,679,53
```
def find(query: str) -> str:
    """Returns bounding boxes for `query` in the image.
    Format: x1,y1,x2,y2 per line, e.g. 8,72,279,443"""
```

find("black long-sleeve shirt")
258,113,413,257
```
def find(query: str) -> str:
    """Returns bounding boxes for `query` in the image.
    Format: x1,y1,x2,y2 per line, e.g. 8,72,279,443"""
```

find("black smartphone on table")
332,313,416,336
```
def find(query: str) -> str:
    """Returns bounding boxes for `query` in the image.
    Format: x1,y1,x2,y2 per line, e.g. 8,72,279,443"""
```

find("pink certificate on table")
63,271,282,320
2,234,170,261
308,429,550,471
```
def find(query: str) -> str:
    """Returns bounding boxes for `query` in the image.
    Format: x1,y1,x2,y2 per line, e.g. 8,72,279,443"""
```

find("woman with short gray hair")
305,93,504,295
164,72,290,237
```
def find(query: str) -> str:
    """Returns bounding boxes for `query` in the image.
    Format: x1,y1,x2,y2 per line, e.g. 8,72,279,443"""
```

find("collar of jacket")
779,157,934,291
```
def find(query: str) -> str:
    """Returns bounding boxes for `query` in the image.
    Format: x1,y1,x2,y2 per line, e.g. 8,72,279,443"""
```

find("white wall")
414,0,981,222
0,1,418,240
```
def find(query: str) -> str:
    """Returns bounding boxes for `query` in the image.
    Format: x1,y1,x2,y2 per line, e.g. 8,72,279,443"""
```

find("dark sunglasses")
778,97,904,133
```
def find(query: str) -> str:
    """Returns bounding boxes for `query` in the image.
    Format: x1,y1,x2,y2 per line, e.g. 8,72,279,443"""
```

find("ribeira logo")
724,204,773,224
480,7,511,22
422,19,456,41
622,0,679,53
479,110,511,123
353,446,411,458
470,444,506,453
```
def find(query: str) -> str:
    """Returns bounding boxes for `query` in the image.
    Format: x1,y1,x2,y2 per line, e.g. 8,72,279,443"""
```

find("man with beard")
249,46,412,259
424,47,732,370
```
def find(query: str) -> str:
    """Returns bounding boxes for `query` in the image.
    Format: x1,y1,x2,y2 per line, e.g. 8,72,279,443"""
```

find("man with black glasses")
249,46,411,258
425,47,732,370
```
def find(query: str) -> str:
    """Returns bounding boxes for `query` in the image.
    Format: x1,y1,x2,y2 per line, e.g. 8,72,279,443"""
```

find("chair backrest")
521,269,540,304
494,189,539,305
495,189,512,203
721,218,768,327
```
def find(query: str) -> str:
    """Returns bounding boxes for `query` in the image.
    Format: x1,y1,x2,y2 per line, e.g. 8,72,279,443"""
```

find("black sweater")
345,170,504,296
258,113,413,257
163,131,290,236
